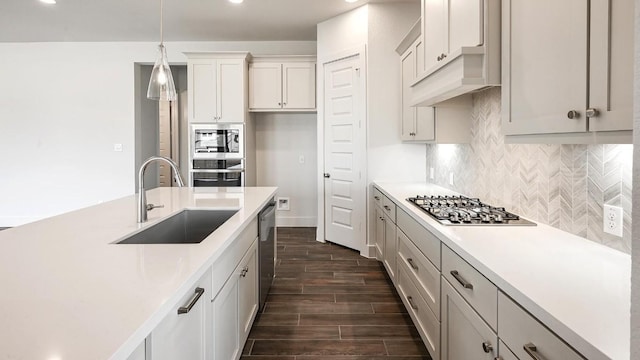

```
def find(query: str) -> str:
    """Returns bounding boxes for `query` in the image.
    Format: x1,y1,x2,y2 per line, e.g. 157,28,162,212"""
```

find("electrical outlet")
603,204,623,237
429,167,435,180
299,155,305,164
449,172,454,186
113,143,123,152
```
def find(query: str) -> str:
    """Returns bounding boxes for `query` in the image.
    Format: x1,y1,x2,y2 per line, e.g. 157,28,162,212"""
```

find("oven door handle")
191,169,245,174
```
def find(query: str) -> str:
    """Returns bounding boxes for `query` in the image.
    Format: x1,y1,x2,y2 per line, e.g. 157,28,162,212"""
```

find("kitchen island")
0,186,277,360
374,182,630,360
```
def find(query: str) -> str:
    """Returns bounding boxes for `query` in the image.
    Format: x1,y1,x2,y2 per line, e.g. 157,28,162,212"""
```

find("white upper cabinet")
397,22,472,144
249,56,316,112
502,0,633,143
186,52,249,123
423,0,483,72
411,0,500,106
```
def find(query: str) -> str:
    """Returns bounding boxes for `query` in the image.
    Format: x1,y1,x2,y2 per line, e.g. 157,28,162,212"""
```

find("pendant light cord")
160,0,164,45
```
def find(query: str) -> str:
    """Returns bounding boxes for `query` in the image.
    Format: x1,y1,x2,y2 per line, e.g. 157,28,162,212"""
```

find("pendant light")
147,0,177,101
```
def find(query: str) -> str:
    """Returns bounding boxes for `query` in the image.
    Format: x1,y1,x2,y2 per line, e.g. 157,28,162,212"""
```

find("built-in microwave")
191,124,244,159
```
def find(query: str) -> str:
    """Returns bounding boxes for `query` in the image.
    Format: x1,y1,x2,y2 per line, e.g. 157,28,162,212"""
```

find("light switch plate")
603,204,623,237
429,167,434,180
113,143,123,152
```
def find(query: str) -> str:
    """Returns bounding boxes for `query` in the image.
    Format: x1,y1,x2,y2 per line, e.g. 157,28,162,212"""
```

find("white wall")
0,41,316,226
255,113,317,226
631,0,640,355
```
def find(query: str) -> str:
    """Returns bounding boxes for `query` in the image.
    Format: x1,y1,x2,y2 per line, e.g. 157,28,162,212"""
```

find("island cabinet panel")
150,268,213,360
238,240,259,342
372,190,397,282
498,291,584,360
441,279,498,360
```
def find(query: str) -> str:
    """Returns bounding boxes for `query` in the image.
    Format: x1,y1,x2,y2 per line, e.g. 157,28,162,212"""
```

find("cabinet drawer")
397,208,441,269
397,229,440,319
373,187,383,208
498,292,584,360
381,196,396,223
442,245,497,331
397,264,440,360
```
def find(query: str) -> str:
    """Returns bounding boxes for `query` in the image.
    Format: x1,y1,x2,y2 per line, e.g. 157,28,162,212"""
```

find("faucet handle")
146,203,164,211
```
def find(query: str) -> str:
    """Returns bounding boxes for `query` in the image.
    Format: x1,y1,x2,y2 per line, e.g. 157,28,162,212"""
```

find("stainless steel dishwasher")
258,200,276,311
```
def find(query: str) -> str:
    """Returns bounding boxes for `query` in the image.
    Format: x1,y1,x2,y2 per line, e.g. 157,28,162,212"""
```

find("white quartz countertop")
374,182,630,360
0,186,277,360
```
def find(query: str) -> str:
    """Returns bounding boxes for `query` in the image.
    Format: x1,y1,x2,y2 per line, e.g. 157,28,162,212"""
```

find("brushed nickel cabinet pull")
523,343,547,360
240,266,249,278
450,270,474,289
374,196,380,200
407,258,419,271
586,108,599,118
383,205,391,211
177,287,205,314
482,341,493,353
407,296,418,310
567,110,579,119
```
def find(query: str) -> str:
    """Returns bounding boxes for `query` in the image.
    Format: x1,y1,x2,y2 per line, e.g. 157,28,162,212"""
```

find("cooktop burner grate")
407,195,536,226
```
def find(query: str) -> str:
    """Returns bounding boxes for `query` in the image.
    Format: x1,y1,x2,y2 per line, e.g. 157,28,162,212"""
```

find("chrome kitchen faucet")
137,156,185,223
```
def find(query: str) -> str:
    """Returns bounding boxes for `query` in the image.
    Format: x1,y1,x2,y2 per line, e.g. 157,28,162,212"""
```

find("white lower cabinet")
441,279,497,360
212,239,259,360
498,291,583,360
498,340,519,360
151,269,213,360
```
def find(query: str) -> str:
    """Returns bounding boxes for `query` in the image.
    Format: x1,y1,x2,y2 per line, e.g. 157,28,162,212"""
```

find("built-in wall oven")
190,124,244,187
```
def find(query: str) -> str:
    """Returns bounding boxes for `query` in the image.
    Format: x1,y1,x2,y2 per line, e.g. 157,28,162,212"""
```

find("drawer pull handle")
240,266,249,278
407,296,418,310
450,270,474,290
374,196,380,200
177,287,205,314
523,343,547,360
482,341,493,353
407,258,419,271
383,205,391,211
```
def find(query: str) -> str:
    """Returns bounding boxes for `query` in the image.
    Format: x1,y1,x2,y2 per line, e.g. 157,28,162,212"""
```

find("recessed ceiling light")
40,0,57,4
345,0,359,3
229,0,243,3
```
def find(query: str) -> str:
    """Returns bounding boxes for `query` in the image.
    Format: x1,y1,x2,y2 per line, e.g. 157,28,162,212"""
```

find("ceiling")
0,0,415,42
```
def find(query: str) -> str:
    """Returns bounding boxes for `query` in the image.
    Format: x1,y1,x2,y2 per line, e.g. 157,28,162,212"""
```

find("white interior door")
323,54,365,252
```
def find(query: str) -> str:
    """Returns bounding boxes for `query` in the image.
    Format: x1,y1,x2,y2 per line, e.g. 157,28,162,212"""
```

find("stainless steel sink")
116,209,238,244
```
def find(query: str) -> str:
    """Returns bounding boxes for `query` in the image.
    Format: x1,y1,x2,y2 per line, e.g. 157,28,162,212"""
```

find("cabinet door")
503,0,588,135
588,0,633,132
441,279,497,360
498,340,519,360
249,63,282,109
212,273,240,360
383,220,397,281
423,0,446,71
189,59,218,123
374,206,385,261
401,46,416,141
238,240,259,343
448,0,483,53
283,62,316,109
217,59,246,123
151,269,212,360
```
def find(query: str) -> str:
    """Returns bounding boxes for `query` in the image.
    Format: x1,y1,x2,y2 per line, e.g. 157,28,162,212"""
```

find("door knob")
324,173,331,178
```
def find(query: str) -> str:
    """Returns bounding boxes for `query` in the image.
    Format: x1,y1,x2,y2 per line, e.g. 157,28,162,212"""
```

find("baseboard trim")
276,216,317,227
361,244,376,259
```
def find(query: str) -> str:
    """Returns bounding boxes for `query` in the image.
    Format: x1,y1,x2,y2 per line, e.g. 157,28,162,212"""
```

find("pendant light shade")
147,0,176,101
147,44,177,101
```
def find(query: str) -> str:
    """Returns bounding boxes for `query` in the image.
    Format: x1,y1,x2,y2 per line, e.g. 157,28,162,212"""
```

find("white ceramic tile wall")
426,88,633,253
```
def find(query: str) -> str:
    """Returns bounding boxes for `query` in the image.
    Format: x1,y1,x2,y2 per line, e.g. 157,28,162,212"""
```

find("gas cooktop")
407,195,536,226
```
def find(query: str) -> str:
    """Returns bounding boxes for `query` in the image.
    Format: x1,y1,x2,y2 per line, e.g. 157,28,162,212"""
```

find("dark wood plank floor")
241,227,432,360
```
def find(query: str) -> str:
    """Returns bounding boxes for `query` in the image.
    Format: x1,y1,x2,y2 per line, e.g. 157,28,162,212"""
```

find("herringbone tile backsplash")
426,88,633,253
